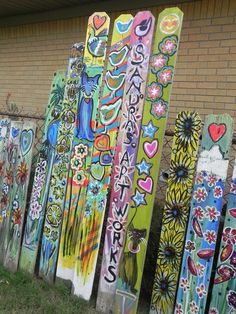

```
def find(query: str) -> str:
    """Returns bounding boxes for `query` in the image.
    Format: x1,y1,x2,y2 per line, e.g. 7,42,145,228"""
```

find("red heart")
93,15,106,30
208,123,226,142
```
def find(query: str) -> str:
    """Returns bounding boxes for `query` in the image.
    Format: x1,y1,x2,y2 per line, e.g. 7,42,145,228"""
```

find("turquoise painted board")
4,121,36,272
0,121,23,263
175,114,233,314
19,71,66,274
209,158,236,314
39,43,84,282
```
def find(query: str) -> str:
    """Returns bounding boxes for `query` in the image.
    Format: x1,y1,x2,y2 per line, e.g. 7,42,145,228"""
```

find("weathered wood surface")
4,121,36,271
175,114,233,314
0,121,23,263
39,43,84,282
19,71,66,274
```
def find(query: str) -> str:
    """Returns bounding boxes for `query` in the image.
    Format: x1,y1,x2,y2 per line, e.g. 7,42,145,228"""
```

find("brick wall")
0,0,235,124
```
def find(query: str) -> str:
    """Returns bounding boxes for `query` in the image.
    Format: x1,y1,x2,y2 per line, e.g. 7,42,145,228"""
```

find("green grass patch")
0,265,99,314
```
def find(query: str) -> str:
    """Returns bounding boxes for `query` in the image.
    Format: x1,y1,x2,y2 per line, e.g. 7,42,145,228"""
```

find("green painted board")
56,12,110,285
0,121,23,263
209,158,236,314
115,7,183,314
19,71,66,274
4,121,36,272
150,111,201,314
39,43,84,282
175,114,233,314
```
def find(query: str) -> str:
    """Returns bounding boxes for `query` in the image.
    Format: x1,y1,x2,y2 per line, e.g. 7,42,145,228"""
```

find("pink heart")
144,140,158,158
138,177,153,194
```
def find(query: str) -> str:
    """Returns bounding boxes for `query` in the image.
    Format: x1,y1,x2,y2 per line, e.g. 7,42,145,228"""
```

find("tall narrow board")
209,158,236,314
0,121,23,263
0,119,11,192
115,7,183,314
150,111,201,314
19,71,66,274
56,13,110,284
175,114,233,314
39,43,84,282
68,14,133,302
4,121,36,271
97,10,155,312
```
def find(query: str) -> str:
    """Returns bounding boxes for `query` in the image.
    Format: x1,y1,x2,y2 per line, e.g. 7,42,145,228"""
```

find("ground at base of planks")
0,264,150,314
0,264,98,314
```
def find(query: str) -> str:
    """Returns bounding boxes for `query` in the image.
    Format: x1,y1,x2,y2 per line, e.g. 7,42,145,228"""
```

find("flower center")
175,166,188,179
160,280,169,292
164,246,176,259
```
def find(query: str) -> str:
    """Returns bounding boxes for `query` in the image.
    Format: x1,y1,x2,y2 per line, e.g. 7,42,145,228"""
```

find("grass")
0,265,99,314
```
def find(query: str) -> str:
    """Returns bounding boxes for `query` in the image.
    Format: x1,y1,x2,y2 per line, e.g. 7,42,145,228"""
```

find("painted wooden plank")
56,12,110,285
150,111,201,314
4,121,36,271
38,43,84,282
0,119,11,192
0,121,23,263
114,7,183,314
65,13,133,303
209,158,236,314
175,114,233,314
97,10,156,312
19,71,66,274
0,118,12,262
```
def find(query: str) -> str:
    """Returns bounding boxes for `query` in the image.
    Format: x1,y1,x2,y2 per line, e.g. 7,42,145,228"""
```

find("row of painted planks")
0,7,234,314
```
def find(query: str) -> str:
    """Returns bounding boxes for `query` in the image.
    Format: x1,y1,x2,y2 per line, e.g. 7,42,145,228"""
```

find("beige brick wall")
0,0,235,125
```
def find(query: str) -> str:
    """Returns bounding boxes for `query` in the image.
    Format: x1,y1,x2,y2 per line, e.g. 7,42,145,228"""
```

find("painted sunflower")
151,267,176,313
163,188,190,229
157,228,184,270
168,152,195,188
174,111,201,152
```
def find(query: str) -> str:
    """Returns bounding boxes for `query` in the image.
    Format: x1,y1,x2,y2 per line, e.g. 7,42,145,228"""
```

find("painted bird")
109,45,130,67
116,17,133,34
87,26,107,58
105,71,126,95
135,17,152,40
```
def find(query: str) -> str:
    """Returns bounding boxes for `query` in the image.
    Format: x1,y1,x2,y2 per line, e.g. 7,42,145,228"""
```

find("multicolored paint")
0,119,11,192
175,114,233,314
39,43,84,282
114,7,183,314
209,158,236,314
68,14,133,303
4,121,36,271
150,111,201,314
19,71,66,274
96,10,155,311
56,12,110,284
0,121,23,263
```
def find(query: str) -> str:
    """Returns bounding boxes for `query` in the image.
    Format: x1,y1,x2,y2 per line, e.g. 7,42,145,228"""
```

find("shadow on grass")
0,264,100,314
